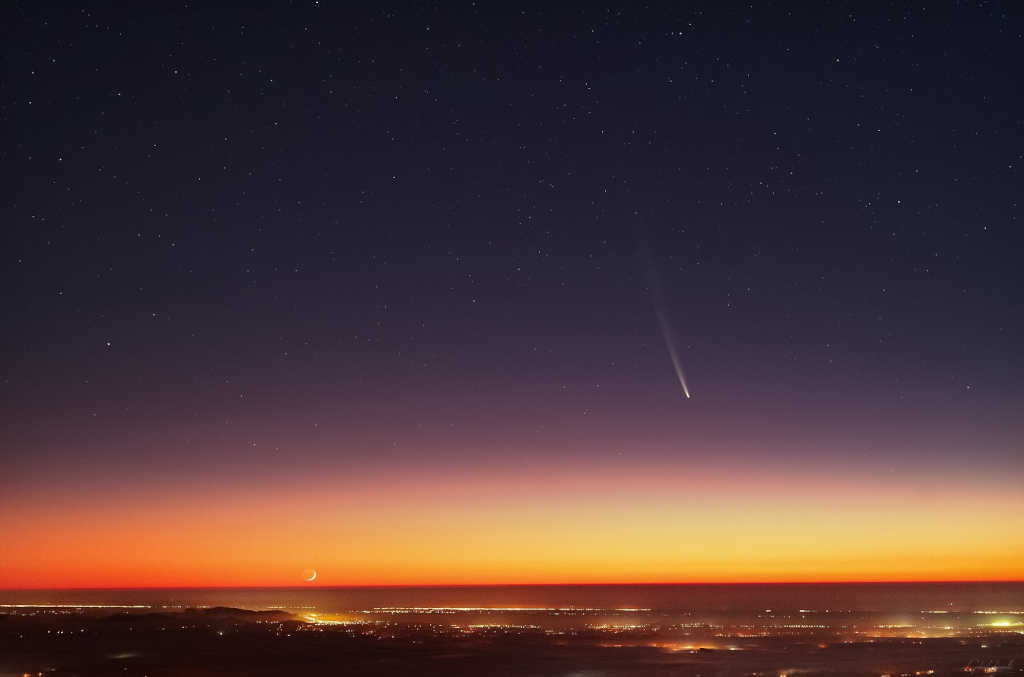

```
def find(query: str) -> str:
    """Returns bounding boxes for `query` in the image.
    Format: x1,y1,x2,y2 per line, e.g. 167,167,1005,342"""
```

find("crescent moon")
302,569,316,581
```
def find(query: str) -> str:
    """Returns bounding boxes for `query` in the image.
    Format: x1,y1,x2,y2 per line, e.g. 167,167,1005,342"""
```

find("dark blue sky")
2,0,1021,489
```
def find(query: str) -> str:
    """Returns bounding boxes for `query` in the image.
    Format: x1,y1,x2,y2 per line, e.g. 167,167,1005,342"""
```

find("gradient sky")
2,1,1022,588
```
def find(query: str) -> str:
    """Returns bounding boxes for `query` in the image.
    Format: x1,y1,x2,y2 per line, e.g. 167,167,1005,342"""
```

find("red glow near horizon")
3,459,1022,589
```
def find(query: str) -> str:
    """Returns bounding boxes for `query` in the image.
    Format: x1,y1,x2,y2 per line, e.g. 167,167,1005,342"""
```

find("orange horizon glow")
3,461,1022,589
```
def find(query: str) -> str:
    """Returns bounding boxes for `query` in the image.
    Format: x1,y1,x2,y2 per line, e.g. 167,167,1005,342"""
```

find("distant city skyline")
3,584,1022,675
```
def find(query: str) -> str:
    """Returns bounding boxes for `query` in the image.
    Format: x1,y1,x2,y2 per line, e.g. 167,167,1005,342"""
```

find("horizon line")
3,579,1023,592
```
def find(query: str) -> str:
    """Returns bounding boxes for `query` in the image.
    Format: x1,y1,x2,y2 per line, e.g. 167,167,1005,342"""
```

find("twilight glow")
2,1,1022,592
3,456,1022,588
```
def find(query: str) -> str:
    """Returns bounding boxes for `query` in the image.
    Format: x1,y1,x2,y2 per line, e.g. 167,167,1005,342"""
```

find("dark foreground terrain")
1,607,1021,677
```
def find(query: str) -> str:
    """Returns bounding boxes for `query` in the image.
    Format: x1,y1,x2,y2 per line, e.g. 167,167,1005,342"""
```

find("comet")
647,268,691,397
652,294,690,397
637,214,691,398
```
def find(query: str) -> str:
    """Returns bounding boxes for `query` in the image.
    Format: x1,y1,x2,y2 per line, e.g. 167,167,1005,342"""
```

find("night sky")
2,1,1022,587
